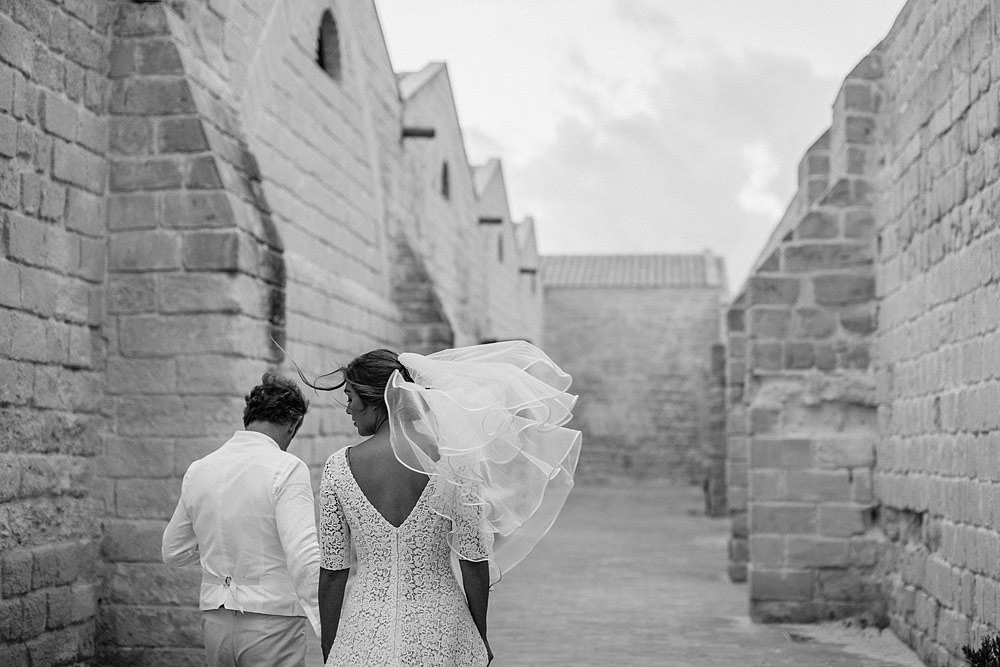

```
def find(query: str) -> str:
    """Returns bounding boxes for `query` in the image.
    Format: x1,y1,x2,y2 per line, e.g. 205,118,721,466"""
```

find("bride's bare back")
345,431,429,528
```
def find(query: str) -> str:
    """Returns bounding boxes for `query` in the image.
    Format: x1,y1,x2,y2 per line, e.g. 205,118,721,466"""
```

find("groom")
162,372,320,667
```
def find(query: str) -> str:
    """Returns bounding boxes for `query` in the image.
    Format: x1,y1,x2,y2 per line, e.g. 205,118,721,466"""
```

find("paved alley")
308,482,924,666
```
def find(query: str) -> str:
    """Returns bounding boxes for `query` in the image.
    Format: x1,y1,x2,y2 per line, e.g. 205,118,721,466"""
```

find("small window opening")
441,162,450,199
317,10,342,80
498,236,504,263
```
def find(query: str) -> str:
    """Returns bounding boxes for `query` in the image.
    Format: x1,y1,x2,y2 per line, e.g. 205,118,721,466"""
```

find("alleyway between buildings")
308,483,925,666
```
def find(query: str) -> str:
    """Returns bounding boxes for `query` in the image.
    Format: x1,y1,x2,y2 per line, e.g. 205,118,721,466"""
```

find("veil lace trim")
385,340,582,585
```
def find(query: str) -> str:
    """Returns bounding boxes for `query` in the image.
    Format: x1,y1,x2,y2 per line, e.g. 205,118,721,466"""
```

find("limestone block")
109,117,153,155
136,39,183,76
40,91,77,142
0,14,35,75
0,644,28,667
18,454,92,498
750,568,814,601
108,275,156,313
108,193,157,231
2,548,33,597
748,534,783,566
787,536,850,568
25,625,80,666
749,469,787,500
109,78,195,116
45,585,75,630
749,308,791,338
786,469,851,502
115,478,180,519
65,20,102,70
109,230,181,271
70,582,97,623
184,155,222,189
813,274,876,305
110,158,183,192
750,502,817,534
751,341,782,371
113,3,170,37
20,590,47,639
106,563,198,606
158,117,208,153
796,210,839,239
817,570,881,601
814,437,876,468
52,138,106,194
785,341,815,369
116,395,241,438
107,357,176,395
175,354,267,394
161,191,232,228
749,276,801,305
784,243,872,272
750,438,814,468
0,114,16,157
102,519,168,562
818,503,870,537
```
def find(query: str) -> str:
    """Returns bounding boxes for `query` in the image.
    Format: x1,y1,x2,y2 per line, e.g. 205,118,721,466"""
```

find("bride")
311,341,581,666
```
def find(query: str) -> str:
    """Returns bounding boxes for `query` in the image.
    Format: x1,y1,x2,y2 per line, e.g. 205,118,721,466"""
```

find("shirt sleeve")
273,458,321,636
320,455,352,570
162,469,200,567
450,485,493,562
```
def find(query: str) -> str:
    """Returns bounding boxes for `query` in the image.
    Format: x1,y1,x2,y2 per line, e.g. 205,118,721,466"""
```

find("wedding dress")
320,447,489,666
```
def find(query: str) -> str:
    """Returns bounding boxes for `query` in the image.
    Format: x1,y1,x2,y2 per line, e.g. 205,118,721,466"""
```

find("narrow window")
317,10,342,80
498,236,504,263
441,162,450,199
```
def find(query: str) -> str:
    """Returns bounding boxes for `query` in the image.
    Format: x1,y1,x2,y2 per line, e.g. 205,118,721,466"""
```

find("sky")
373,0,909,291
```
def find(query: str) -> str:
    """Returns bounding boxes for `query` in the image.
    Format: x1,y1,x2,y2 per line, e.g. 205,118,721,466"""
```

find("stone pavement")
306,483,925,666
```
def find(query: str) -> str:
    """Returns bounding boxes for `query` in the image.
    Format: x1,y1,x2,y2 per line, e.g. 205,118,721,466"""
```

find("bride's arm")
460,559,492,664
319,567,350,661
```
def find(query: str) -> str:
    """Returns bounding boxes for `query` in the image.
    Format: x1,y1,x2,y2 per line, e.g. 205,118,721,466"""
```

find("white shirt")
162,430,321,635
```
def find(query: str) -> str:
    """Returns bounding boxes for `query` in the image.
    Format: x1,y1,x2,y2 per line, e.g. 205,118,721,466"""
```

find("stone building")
0,1,542,664
727,1,1000,664
542,253,728,505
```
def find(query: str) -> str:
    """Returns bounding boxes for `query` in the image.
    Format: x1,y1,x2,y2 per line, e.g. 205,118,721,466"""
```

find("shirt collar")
229,430,282,450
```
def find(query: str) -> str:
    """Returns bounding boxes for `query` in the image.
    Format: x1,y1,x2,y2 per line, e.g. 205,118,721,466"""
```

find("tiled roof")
541,253,725,288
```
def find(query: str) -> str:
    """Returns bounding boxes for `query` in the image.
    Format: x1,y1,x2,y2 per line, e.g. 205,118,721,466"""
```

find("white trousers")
202,608,306,667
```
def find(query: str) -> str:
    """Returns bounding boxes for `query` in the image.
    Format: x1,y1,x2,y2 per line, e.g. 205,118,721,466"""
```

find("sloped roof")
541,253,726,288
397,62,446,100
472,159,500,197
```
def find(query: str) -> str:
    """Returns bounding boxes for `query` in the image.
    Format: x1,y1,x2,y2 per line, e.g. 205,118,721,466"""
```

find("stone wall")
0,2,111,665
0,0,548,663
875,1,1000,663
729,0,1000,664
544,280,725,482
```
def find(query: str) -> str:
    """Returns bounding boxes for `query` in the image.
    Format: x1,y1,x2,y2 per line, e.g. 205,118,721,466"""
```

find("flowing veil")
385,340,582,584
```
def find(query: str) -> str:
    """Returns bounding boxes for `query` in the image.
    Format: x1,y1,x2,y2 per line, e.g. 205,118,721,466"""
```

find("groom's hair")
243,372,309,427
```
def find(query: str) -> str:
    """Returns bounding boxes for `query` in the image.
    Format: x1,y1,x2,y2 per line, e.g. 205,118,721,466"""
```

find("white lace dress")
320,447,490,667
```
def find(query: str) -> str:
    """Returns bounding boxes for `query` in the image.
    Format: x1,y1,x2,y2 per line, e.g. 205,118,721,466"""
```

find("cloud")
615,0,675,32
512,45,840,290
738,141,784,220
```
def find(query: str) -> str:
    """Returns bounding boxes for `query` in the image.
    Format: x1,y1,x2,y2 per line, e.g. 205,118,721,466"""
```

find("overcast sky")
373,0,909,291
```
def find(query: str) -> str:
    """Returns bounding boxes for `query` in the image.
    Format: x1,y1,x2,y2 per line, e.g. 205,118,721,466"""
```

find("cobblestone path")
308,483,923,666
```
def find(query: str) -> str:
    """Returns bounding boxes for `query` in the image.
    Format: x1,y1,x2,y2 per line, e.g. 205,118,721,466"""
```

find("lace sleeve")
450,485,493,562
319,454,351,570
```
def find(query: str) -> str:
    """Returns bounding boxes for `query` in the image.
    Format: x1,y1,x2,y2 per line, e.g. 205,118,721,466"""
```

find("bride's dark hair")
301,349,414,410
